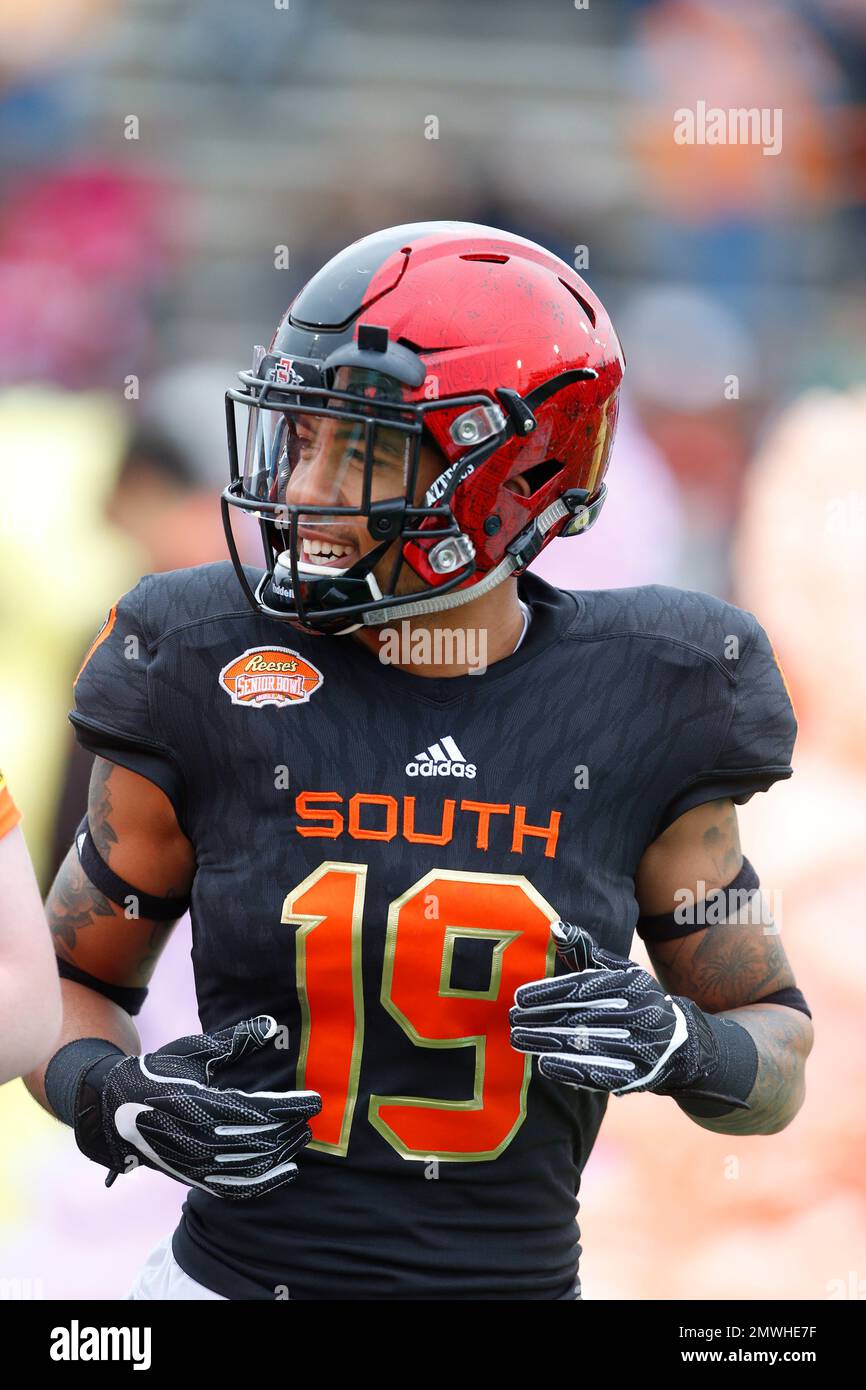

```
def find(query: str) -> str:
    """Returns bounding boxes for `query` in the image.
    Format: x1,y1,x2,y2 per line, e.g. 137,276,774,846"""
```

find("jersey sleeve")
655,614,797,836
70,577,184,815
0,771,20,839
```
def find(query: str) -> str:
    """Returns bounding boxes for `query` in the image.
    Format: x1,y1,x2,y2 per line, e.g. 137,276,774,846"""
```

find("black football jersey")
70,563,796,1300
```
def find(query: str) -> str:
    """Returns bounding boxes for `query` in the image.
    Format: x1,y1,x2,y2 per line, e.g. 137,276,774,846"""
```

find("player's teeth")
302,539,351,559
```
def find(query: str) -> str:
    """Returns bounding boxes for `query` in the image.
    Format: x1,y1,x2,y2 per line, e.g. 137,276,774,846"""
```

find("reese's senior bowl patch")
219,646,323,708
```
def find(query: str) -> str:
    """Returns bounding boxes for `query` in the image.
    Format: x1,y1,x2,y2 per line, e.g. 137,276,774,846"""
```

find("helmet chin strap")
362,552,511,625
260,493,578,632
361,496,571,626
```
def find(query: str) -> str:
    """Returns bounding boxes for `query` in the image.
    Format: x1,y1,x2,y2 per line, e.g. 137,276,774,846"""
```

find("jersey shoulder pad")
573,586,797,836
595,586,798,834
70,563,247,811
573,583,759,659
125,561,251,643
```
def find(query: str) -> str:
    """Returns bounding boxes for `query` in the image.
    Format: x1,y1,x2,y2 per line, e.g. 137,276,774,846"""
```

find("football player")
0,770,62,1082
25,223,812,1300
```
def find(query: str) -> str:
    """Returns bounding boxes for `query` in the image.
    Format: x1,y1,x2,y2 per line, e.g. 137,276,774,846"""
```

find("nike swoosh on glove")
74,1015,321,1198
509,921,747,1107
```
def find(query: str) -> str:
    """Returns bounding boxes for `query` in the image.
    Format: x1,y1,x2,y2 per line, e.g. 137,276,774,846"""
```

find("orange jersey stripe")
75,603,118,686
0,772,21,840
768,638,796,717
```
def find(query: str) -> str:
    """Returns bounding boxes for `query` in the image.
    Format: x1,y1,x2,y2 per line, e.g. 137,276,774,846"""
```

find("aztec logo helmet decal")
271,355,305,387
423,459,476,507
405,735,477,779
219,646,324,709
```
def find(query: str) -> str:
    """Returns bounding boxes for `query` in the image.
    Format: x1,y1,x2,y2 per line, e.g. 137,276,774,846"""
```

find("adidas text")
406,736,476,778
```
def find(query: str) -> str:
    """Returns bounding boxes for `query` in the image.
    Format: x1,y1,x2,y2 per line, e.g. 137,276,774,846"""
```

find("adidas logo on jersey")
405,736,476,779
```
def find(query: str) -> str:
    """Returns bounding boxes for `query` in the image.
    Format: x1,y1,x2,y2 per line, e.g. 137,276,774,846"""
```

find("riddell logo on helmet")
219,646,324,708
406,737,476,779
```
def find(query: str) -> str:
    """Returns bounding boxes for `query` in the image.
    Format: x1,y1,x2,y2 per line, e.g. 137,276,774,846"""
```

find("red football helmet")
223,221,624,633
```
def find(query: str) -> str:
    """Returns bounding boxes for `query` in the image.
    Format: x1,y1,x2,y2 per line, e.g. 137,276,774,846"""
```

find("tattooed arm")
635,797,813,1135
22,757,195,1113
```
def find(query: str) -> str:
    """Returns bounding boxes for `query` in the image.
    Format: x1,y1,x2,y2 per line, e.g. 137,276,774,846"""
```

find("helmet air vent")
559,279,596,327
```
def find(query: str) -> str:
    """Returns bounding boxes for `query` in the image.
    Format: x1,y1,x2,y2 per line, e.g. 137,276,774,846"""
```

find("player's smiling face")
283,411,446,594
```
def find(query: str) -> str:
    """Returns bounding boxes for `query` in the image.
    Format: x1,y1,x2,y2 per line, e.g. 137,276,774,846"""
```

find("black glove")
510,922,752,1109
73,1015,321,1198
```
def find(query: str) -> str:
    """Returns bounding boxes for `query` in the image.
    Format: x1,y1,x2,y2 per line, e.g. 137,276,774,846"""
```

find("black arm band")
753,985,812,1020
75,814,191,922
44,1037,127,1128
637,858,761,942
674,1012,760,1118
56,956,149,1016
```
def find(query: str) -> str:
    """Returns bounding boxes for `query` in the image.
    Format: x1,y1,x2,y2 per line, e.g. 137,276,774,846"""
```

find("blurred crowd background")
1,0,864,1301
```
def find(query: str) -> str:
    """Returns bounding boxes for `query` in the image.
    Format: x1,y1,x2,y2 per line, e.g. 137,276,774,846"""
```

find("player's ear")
503,474,531,497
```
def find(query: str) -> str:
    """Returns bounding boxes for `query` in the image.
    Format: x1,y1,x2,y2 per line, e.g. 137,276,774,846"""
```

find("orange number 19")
281,863,556,1163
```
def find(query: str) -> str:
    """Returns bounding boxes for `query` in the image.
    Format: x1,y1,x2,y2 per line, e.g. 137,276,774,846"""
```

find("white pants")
127,1230,582,1301
126,1232,227,1301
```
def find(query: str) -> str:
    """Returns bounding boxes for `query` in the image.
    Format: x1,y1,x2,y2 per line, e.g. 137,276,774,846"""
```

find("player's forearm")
0,965,62,1085
0,826,63,1082
676,1002,813,1136
22,978,140,1113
